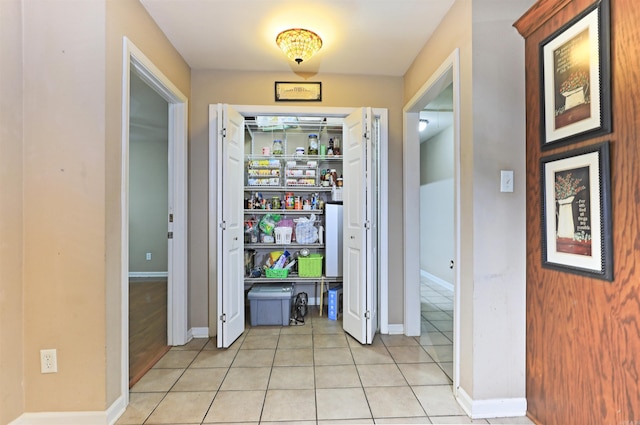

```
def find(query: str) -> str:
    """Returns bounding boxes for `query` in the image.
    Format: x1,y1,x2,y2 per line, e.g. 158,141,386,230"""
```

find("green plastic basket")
298,254,323,277
265,268,289,278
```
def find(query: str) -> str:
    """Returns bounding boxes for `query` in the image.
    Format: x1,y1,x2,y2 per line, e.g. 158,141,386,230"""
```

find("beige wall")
189,70,405,329
0,0,191,419
0,0,25,423
22,0,107,411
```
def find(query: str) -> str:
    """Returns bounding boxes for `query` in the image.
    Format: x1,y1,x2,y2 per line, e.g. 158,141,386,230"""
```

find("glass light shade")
419,119,428,132
276,28,323,64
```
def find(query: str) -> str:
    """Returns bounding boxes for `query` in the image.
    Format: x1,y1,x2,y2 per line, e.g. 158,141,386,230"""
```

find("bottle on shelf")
272,139,283,155
333,137,341,155
308,134,318,155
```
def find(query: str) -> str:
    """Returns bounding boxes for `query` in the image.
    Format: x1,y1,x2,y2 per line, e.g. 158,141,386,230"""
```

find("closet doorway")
209,105,389,346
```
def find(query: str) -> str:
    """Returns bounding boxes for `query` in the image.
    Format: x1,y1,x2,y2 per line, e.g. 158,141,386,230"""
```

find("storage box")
248,283,295,326
265,268,289,278
274,227,292,244
328,284,343,320
298,254,323,277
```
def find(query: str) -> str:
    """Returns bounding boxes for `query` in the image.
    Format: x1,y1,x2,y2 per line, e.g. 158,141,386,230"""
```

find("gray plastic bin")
248,283,295,326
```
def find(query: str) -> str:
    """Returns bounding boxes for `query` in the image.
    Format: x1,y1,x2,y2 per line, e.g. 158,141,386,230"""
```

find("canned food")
272,196,281,209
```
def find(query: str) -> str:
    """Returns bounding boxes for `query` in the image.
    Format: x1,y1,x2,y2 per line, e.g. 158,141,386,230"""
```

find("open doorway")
418,84,455,381
128,71,170,386
121,38,189,400
403,49,461,393
209,105,389,346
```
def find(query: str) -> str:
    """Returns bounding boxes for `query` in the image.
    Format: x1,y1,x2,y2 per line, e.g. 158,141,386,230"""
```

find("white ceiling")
139,0,456,77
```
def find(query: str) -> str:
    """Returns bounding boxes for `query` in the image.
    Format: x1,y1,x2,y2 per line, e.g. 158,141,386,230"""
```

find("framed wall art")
541,141,612,280
274,81,322,102
539,0,611,148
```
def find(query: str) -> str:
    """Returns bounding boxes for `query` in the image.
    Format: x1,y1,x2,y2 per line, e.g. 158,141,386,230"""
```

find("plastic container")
274,227,292,244
308,134,318,155
248,283,295,326
265,268,290,278
272,140,283,155
298,254,323,277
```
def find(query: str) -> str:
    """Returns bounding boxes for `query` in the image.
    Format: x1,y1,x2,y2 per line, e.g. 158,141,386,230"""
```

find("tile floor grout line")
197,336,240,425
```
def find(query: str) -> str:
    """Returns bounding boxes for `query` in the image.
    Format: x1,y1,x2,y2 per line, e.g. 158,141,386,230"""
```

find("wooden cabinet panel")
515,1,640,423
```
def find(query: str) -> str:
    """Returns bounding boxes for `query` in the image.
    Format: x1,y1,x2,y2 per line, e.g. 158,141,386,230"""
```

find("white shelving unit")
243,117,343,298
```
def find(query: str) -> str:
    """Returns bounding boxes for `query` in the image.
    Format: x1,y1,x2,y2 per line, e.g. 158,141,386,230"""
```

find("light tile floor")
117,279,533,424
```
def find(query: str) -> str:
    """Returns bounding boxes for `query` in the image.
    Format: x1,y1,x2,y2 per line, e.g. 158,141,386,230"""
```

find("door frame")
121,37,189,400
208,105,389,335
402,49,461,392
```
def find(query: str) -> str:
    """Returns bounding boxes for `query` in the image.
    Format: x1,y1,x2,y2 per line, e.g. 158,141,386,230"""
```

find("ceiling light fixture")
276,28,323,64
419,119,429,132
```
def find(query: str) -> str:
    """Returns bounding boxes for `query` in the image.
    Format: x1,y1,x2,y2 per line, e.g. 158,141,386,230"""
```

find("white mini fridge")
325,202,343,277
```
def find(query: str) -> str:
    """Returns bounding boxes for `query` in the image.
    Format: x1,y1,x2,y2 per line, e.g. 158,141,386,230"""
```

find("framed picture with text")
275,81,322,102
541,141,612,281
539,0,611,148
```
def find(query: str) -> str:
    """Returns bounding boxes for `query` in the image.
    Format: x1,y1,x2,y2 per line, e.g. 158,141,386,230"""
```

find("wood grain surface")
516,1,640,424
129,278,169,387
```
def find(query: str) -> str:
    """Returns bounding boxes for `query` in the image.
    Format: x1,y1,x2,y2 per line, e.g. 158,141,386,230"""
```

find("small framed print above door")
274,81,322,102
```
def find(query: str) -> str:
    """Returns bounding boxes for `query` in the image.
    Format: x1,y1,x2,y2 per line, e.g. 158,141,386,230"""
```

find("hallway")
116,282,532,424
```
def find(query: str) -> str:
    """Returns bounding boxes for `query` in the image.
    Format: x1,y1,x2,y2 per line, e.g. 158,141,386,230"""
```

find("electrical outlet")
40,349,57,374
145,252,152,261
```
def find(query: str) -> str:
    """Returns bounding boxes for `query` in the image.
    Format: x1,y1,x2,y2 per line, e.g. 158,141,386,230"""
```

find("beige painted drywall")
0,0,25,423
189,70,404,331
22,0,108,411
1,0,191,416
469,0,529,402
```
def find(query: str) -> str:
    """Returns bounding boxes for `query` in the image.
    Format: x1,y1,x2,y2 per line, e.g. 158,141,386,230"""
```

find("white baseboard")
420,269,454,292
456,387,527,419
387,324,404,335
10,394,127,425
189,327,209,339
128,271,168,278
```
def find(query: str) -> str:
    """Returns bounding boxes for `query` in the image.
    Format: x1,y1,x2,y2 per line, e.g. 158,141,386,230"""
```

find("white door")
215,104,245,348
342,107,375,344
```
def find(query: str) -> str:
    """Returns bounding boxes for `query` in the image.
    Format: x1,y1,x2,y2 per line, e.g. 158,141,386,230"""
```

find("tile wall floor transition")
117,278,533,424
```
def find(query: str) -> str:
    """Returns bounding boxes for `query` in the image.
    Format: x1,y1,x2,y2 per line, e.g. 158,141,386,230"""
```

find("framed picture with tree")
541,141,612,280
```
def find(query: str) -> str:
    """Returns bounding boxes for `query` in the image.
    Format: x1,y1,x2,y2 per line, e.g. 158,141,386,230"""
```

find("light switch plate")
500,170,514,192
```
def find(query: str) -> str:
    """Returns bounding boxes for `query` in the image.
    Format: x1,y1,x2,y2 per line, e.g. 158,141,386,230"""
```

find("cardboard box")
248,283,295,326
328,284,343,321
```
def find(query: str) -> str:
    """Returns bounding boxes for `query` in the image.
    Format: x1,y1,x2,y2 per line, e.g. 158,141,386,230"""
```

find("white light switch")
500,170,514,193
